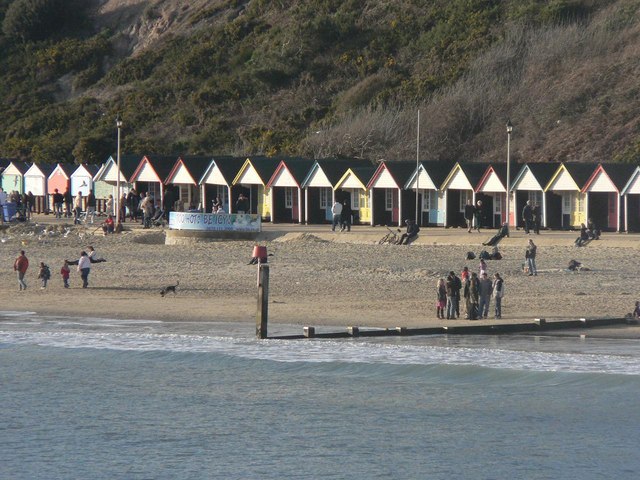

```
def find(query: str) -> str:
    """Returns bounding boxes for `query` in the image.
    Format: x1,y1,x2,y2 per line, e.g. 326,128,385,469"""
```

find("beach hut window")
285,187,294,208
351,190,360,209
576,194,584,212
528,191,542,205
421,190,432,211
319,188,330,208
494,194,502,214
459,190,471,212
385,189,393,211
216,186,228,206
563,194,571,214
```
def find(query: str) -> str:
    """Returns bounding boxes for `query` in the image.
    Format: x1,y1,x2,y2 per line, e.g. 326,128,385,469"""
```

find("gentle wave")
1,328,639,376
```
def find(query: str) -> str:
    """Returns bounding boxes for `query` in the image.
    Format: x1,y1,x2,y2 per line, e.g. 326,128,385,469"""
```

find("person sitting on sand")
102,215,115,235
87,246,107,263
483,222,509,246
587,218,601,240
396,219,420,245
575,224,589,247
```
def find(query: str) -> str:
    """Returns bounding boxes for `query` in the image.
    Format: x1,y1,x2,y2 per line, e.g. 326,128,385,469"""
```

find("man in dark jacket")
522,200,533,234
464,199,474,233
397,219,419,245
341,201,352,232
53,189,64,218
63,189,73,218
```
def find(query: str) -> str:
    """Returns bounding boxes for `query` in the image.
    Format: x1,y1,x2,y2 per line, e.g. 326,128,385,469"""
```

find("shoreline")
1,216,639,339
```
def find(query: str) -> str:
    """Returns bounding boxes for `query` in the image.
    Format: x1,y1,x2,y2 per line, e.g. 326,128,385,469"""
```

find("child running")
61,260,70,288
38,262,51,289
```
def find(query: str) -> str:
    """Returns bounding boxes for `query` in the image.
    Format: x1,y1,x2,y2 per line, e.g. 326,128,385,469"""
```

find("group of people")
436,266,505,320
13,247,107,291
331,200,353,232
0,187,34,222
464,199,484,233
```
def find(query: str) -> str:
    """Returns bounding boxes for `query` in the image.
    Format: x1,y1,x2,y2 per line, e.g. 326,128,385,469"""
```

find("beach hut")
266,158,315,223
92,163,111,204
404,161,453,226
1,160,30,195
24,163,55,213
475,164,510,229
47,163,76,197
93,154,140,204
510,162,560,229
301,158,369,224
620,165,640,232
231,156,280,219
439,162,490,228
544,163,595,229
47,163,76,203
199,156,245,213
164,156,211,211
129,155,176,208
333,165,376,225
582,163,638,232
367,161,417,227
71,164,99,197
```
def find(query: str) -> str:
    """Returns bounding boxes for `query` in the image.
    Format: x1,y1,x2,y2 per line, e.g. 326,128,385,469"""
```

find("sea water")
1,312,639,480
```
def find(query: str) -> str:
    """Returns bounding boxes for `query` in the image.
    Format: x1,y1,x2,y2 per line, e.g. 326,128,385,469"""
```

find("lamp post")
506,120,513,231
115,115,122,227
415,109,420,226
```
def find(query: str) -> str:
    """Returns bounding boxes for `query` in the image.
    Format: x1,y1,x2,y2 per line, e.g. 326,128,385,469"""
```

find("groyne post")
256,263,270,339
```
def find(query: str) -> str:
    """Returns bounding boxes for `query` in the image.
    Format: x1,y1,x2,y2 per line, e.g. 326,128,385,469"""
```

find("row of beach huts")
1,155,640,231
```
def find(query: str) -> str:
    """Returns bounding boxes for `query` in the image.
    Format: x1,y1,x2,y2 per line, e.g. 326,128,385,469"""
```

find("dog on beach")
160,280,179,297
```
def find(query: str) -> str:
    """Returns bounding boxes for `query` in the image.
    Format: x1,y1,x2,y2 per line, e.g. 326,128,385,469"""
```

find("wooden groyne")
266,317,637,340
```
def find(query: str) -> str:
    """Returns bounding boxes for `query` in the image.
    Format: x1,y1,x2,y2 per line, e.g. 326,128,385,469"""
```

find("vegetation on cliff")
0,0,638,166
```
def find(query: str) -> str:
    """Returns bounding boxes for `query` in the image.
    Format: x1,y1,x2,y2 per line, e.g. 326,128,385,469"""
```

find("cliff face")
0,0,639,165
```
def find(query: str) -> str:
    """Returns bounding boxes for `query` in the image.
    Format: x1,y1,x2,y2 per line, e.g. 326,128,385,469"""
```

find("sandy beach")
1,217,639,337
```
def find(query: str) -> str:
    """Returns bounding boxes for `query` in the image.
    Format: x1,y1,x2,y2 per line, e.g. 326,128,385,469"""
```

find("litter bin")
3,202,16,221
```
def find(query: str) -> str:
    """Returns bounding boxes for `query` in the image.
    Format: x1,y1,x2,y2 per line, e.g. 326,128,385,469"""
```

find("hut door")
608,193,617,229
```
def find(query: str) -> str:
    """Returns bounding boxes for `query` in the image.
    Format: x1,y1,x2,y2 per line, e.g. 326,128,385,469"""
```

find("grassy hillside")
0,0,638,165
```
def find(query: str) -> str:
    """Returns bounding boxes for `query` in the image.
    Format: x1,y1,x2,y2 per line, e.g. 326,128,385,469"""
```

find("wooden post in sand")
256,263,270,339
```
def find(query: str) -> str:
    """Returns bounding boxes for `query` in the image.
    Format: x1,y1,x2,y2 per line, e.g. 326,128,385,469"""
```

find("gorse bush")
2,0,89,42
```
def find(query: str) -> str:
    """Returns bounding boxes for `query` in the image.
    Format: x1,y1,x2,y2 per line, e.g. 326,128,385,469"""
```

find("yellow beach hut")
544,163,594,229
333,166,376,225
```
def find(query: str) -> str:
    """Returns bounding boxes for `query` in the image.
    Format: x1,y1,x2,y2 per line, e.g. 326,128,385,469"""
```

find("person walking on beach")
341,200,352,232
522,200,533,234
53,189,64,218
532,203,541,234
474,200,483,233
77,251,91,288
331,200,343,232
478,272,493,319
14,250,29,291
61,260,70,288
63,189,73,218
436,278,446,319
73,192,83,225
38,262,51,289
106,194,114,217
464,199,474,233
525,239,537,276
492,273,504,319
86,190,96,224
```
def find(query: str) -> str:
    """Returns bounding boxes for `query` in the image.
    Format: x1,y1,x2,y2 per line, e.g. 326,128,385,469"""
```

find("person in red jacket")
14,250,29,291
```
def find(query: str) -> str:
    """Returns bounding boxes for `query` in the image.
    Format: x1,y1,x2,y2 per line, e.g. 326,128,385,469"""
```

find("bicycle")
378,226,400,245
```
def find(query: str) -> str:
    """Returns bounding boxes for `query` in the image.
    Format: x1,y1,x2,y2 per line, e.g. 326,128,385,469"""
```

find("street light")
506,119,513,232
115,115,123,228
